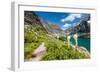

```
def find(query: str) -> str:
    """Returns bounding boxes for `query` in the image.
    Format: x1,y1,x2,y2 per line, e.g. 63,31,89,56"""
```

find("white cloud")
61,23,71,30
63,23,71,27
61,14,82,22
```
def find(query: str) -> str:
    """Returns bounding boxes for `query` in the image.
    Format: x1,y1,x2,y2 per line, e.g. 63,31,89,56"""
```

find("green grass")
24,23,89,60
42,37,87,60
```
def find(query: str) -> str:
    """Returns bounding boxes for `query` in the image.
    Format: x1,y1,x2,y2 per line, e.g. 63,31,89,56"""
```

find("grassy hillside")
24,22,89,61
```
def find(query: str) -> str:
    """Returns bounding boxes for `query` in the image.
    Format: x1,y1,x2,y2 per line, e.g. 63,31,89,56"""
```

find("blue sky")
34,11,90,30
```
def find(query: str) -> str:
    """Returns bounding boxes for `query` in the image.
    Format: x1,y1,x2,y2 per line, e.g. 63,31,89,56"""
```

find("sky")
35,11,90,30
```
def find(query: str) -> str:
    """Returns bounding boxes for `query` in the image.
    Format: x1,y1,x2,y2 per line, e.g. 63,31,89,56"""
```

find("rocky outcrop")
66,14,90,38
24,11,49,33
24,11,42,25
78,47,90,58
70,44,90,58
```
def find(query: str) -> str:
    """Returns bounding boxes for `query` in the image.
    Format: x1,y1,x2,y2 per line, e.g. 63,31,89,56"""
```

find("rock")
78,47,90,58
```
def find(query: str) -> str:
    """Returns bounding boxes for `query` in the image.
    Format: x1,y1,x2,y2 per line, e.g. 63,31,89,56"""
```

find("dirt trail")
29,42,47,61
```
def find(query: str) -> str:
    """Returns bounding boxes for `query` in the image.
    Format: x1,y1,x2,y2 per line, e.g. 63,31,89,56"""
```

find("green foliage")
42,44,84,60
59,36,66,41
42,37,87,60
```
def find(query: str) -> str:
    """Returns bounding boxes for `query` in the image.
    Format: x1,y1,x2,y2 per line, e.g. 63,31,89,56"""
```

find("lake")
70,36,90,52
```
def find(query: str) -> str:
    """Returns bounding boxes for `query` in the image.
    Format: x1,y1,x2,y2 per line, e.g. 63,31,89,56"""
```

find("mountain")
40,18,66,38
24,11,42,25
24,11,49,33
24,11,66,38
65,19,90,38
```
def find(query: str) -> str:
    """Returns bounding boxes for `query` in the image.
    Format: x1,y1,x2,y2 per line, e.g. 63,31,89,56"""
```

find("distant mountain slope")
39,17,66,37
24,11,66,38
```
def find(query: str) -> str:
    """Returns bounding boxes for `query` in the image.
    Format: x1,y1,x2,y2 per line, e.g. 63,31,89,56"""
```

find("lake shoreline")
70,44,90,58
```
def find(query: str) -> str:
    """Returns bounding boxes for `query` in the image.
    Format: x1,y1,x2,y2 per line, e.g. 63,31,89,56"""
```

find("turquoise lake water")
70,37,90,52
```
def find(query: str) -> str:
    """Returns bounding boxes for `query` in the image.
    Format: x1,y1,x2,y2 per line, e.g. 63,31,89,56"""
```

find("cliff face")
75,14,90,34
74,20,90,33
